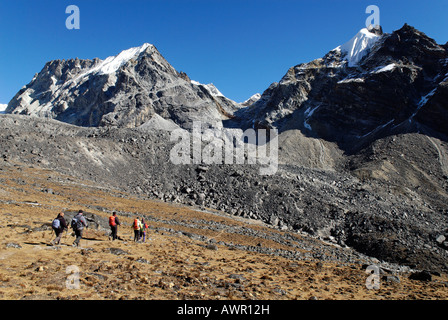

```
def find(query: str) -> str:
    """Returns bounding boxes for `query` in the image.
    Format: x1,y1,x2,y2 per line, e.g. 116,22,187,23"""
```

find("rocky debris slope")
1,114,447,272
1,163,448,301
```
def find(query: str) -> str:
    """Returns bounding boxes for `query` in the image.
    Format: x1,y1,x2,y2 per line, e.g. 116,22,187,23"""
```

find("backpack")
133,219,140,230
71,217,79,230
52,218,61,230
109,216,116,227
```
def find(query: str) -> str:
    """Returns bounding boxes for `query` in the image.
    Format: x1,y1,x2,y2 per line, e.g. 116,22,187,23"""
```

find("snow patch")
303,104,321,131
240,93,261,106
303,122,312,131
304,105,320,118
191,80,224,97
417,88,437,108
96,43,151,75
358,119,394,139
73,43,152,82
337,78,365,84
0,104,8,114
373,63,396,73
408,88,438,123
335,28,382,67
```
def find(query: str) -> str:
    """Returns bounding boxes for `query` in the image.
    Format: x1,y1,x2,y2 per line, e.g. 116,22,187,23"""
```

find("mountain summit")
335,27,382,67
6,43,239,129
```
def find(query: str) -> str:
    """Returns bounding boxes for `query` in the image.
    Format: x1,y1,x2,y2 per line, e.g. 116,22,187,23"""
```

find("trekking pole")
47,223,55,240
62,229,68,244
49,232,55,243
47,223,53,236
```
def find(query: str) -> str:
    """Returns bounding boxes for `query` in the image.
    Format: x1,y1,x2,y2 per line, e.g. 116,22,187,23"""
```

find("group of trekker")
50,210,148,247
109,212,149,242
132,216,149,242
51,210,87,247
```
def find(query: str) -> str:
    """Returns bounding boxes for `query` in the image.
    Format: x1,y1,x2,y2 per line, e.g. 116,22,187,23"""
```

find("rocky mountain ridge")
6,43,241,130
231,25,448,152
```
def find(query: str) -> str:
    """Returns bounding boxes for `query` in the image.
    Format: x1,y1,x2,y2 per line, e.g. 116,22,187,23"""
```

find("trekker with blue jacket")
51,212,68,246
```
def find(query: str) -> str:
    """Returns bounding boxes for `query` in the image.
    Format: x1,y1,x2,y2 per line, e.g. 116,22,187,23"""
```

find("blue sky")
0,0,447,104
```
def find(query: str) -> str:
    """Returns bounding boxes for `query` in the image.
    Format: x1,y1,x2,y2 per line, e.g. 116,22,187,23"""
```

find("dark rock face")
232,24,448,152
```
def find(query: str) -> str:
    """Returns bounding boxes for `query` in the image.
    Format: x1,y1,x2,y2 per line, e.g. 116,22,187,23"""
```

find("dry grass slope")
0,160,447,300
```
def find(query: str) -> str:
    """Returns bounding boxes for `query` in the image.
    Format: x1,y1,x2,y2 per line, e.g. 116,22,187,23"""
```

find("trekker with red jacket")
109,212,121,241
133,217,142,242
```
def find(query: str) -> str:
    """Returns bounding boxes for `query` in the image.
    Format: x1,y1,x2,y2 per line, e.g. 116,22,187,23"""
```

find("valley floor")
0,161,447,300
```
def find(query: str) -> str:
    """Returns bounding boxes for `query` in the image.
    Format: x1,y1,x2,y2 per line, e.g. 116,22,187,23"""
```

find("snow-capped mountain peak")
95,43,152,75
74,43,153,81
335,28,382,67
240,93,261,107
190,80,225,97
